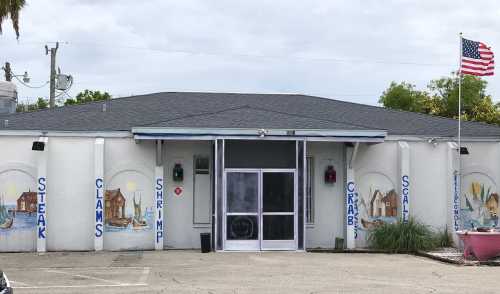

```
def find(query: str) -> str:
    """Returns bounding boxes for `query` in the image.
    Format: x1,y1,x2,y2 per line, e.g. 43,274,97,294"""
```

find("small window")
306,156,314,224
195,157,210,174
193,155,211,225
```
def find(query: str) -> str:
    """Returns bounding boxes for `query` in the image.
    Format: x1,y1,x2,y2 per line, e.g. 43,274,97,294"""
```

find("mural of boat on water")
0,195,13,229
0,191,37,233
104,184,153,233
357,172,399,231
461,173,499,230
0,170,37,235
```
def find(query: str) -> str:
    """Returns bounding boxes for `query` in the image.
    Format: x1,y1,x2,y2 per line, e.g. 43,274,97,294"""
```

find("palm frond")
0,0,26,39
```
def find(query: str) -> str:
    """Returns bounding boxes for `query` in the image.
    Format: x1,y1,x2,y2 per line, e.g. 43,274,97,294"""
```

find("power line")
12,73,49,88
14,40,456,67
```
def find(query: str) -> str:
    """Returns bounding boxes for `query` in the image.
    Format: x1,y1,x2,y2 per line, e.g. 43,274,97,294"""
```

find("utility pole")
3,62,12,81
46,42,59,108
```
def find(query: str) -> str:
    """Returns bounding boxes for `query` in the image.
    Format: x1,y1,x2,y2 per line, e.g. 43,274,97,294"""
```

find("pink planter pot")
457,230,500,261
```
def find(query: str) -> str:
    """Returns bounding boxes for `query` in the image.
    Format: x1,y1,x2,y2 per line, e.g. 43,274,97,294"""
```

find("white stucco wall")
306,142,344,249
1,133,500,252
47,137,95,251
0,136,38,252
409,142,449,230
164,141,212,249
353,142,398,247
103,138,156,251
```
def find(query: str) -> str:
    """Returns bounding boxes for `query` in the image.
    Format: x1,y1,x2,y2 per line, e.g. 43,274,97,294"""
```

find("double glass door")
224,169,296,250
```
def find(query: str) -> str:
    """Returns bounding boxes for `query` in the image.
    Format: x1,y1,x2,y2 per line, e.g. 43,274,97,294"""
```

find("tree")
64,90,111,106
379,82,431,113
16,97,48,112
428,74,489,119
0,0,26,39
380,73,500,125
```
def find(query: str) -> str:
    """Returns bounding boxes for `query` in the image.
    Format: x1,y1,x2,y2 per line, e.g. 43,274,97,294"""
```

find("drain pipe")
349,142,360,169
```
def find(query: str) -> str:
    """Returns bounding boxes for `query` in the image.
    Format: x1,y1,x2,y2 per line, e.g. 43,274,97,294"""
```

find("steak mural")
357,172,399,231
461,173,499,229
0,169,37,244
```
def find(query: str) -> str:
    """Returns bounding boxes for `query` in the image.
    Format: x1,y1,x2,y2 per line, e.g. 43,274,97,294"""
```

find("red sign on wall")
174,186,183,197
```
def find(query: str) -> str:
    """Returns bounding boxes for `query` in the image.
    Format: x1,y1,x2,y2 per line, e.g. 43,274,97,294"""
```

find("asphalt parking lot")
1,250,499,294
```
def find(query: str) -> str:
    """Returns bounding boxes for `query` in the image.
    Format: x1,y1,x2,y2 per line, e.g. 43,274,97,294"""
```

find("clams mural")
461,173,499,229
105,170,154,233
357,172,399,231
0,170,37,234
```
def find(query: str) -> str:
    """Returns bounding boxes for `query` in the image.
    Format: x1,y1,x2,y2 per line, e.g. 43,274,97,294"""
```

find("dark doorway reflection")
263,215,294,240
263,172,294,212
227,215,258,240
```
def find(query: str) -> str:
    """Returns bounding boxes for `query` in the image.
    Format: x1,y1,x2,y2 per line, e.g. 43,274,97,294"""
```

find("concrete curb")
309,248,500,266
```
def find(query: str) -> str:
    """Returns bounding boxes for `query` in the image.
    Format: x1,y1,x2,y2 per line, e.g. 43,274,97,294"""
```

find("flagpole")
458,33,462,151
458,32,462,225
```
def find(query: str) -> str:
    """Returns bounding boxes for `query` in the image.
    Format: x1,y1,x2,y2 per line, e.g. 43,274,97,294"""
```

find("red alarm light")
325,165,336,184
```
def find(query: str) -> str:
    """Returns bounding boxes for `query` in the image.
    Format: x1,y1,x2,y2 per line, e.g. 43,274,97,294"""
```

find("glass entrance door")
224,171,260,250
261,171,296,250
224,169,296,251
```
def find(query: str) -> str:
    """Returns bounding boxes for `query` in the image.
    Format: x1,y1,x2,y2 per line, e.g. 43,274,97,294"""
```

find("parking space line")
45,269,124,286
13,283,148,289
10,280,30,286
138,267,150,284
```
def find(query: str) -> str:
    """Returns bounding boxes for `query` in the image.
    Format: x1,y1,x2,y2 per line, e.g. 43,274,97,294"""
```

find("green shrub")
434,227,453,248
367,218,438,253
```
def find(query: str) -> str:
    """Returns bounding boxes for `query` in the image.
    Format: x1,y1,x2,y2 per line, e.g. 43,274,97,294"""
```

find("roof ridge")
301,94,500,129
134,104,251,128
245,105,374,130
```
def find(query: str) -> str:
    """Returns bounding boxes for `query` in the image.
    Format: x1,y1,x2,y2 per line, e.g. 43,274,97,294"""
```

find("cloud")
1,0,499,105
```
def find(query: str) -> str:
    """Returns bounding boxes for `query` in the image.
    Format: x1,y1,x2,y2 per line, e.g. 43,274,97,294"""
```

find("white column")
447,142,460,245
94,138,104,251
345,146,358,249
154,140,164,250
37,136,49,253
399,142,410,223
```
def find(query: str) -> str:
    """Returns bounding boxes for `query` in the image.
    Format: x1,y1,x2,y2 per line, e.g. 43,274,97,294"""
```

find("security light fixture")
32,141,45,151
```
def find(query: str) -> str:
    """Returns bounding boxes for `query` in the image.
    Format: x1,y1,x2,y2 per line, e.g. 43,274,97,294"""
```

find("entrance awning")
132,127,387,142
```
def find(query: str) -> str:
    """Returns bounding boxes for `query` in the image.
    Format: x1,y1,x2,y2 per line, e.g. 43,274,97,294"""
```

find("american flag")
461,38,494,76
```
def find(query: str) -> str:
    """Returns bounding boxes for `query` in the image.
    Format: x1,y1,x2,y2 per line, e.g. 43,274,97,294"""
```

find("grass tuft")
367,218,442,253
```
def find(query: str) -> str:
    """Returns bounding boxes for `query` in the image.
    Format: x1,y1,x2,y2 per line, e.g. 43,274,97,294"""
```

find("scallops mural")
357,172,399,231
461,172,499,229
105,170,154,233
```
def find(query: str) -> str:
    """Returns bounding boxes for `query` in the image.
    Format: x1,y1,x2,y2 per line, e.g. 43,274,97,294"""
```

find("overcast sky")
1,0,499,105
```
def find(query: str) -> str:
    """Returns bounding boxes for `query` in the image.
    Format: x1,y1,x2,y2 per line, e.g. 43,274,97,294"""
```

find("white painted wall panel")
0,136,41,252
46,137,94,251
164,141,212,249
354,142,398,247
306,142,344,249
410,142,448,230
103,138,156,251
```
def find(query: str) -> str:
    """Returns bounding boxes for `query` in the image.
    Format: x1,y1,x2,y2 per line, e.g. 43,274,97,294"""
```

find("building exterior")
0,92,499,252
16,191,37,213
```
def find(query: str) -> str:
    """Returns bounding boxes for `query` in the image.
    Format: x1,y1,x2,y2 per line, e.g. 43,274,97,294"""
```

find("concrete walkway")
1,251,498,293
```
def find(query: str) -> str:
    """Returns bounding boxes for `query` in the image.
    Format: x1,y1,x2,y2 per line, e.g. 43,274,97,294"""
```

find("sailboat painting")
0,170,37,234
105,170,154,233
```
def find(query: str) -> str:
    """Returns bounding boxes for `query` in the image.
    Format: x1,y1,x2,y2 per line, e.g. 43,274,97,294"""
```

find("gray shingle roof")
1,91,499,137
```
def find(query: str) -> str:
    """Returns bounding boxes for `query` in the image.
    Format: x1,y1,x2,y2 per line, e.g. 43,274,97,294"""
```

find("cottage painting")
461,173,499,229
358,172,398,231
0,170,37,233
105,170,154,232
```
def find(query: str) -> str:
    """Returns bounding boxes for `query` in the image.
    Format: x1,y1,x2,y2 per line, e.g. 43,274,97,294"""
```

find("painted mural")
105,171,154,232
461,173,499,229
357,172,398,231
0,170,37,234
